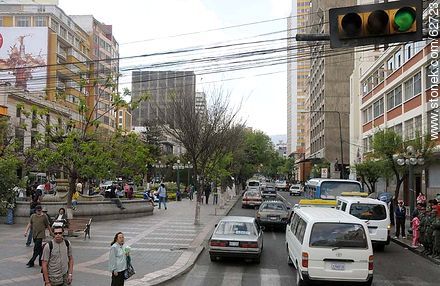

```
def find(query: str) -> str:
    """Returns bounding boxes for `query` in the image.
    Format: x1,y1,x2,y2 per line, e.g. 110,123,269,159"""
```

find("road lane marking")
221,266,243,286
272,232,277,240
260,268,281,286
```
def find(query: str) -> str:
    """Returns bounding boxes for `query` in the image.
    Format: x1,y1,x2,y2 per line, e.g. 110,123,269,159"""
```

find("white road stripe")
179,264,210,286
272,232,277,240
260,268,281,286
220,266,243,286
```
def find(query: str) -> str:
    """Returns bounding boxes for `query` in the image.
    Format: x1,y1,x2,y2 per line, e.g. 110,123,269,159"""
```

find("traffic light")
329,0,422,48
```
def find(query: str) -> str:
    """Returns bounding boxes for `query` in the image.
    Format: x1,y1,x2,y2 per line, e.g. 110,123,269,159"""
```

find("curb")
153,194,241,285
391,238,440,265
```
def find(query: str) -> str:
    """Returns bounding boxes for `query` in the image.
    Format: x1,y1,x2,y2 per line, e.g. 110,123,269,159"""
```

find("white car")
289,184,302,196
209,216,264,263
275,180,287,191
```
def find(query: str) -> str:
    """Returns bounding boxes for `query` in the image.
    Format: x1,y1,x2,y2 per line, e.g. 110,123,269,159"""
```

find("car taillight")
210,240,227,247
368,255,374,270
301,252,309,268
240,241,258,248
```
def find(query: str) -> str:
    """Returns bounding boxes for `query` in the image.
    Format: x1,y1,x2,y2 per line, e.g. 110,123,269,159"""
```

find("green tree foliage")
0,117,22,213
355,160,390,194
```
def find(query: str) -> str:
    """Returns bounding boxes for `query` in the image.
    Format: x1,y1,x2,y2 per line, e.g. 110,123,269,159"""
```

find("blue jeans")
158,196,167,209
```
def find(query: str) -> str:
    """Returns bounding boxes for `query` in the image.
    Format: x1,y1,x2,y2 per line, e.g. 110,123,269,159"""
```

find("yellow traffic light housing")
330,0,422,48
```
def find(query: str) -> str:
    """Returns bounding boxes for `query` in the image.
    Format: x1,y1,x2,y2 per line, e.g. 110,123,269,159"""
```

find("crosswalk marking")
179,265,210,286
220,266,243,286
260,268,281,286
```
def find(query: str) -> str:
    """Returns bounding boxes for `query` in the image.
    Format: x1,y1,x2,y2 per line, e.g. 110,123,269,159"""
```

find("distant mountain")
270,134,287,145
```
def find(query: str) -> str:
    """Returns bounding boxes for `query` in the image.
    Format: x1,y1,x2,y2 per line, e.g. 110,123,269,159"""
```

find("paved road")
164,192,440,286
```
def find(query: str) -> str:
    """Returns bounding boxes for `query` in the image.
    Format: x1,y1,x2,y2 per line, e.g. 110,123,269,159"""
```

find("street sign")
329,0,422,48
321,168,328,179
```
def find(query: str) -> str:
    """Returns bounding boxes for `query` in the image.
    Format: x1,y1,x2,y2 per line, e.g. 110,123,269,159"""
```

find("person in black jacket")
395,200,407,239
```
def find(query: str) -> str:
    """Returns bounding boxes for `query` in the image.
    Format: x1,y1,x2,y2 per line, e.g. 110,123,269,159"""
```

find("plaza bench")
67,217,92,240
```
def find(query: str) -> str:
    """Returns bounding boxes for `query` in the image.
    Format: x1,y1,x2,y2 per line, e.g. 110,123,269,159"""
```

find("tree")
355,159,390,194
159,88,243,225
372,129,435,201
0,117,22,213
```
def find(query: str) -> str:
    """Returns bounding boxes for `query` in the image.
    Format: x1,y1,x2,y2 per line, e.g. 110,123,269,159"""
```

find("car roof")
220,216,255,223
262,200,285,205
295,207,364,224
306,178,361,186
337,196,388,206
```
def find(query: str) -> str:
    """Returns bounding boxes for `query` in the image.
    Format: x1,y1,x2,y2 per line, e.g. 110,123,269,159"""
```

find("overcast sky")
58,0,292,136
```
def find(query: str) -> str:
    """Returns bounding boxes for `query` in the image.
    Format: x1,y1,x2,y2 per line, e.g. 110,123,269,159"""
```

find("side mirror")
287,206,291,210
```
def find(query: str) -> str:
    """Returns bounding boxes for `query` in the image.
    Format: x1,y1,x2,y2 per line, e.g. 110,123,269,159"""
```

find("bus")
304,178,365,201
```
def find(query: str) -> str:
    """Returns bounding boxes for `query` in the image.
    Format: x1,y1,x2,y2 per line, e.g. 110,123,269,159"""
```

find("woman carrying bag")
108,232,135,286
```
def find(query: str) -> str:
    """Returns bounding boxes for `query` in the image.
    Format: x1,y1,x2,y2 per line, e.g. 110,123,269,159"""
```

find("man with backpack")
41,226,74,286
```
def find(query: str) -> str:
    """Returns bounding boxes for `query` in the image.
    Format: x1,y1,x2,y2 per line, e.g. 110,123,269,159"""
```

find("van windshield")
320,182,362,199
349,203,386,220
248,182,259,187
309,223,367,249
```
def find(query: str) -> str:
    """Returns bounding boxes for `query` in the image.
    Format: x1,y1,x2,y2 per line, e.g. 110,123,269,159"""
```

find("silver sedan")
209,216,264,263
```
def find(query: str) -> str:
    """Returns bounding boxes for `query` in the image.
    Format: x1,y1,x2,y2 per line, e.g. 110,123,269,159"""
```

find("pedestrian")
411,213,420,247
417,192,427,205
76,181,83,194
212,187,218,205
44,180,51,194
204,184,211,205
189,185,194,201
42,207,53,228
26,187,42,246
53,208,69,229
72,190,79,210
432,206,440,258
24,205,53,268
419,209,428,253
109,232,128,286
424,207,436,255
157,183,167,210
41,226,74,286
124,183,130,198
127,186,134,200
394,200,406,239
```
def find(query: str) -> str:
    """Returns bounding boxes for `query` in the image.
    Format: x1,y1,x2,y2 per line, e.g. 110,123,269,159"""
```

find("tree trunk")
193,165,201,225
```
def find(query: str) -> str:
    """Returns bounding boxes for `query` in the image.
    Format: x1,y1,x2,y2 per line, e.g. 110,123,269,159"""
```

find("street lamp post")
394,146,425,216
300,110,345,179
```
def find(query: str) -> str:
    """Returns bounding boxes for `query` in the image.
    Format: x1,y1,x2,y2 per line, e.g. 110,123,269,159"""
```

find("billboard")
0,27,48,91
0,1,58,4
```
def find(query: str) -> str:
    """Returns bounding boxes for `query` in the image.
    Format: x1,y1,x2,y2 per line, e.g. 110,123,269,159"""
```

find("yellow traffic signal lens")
367,10,389,35
393,7,416,32
341,13,362,37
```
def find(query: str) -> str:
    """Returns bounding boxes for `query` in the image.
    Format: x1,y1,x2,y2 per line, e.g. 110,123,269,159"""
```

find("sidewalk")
0,194,240,286
390,219,440,265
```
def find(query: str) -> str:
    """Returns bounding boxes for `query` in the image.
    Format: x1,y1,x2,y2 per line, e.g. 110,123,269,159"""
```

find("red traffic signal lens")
367,10,389,35
341,13,362,37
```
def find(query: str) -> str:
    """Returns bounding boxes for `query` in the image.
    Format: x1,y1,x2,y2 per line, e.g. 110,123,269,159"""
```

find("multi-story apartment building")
287,0,310,156
302,0,355,178
353,38,440,202
116,106,132,134
195,91,207,115
0,1,92,128
70,15,119,135
0,84,71,151
131,71,196,127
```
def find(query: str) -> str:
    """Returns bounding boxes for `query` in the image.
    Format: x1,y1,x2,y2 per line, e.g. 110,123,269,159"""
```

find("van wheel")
361,277,373,286
296,267,308,286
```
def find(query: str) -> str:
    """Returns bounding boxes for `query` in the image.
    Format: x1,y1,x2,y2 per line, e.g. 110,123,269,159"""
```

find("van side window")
336,200,342,210
291,213,300,231
341,202,347,211
295,219,307,243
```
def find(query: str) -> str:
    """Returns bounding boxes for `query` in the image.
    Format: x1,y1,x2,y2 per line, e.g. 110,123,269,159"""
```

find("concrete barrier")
12,199,154,224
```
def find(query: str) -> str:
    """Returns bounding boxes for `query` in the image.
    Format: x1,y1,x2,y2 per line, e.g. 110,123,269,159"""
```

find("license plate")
229,241,239,247
270,216,278,220
331,263,345,271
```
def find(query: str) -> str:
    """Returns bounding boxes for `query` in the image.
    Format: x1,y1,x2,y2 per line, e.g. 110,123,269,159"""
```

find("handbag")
124,255,135,280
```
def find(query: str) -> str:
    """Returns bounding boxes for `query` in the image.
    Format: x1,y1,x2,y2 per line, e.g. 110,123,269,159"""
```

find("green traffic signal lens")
394,7,416,32
367,10,389,35
341,13,362,37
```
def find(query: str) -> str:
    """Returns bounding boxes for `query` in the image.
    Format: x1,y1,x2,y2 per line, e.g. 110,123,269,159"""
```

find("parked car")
261,185,277,199
209,216,264,263
256,200,290,229
242,190,263,208
289,184,302,196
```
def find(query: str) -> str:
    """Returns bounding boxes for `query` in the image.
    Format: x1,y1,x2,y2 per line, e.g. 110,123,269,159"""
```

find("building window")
387,86,402,111
404,43,413,62
51,20,59,32
387,57,394,73
394,124,403,138
373,98,384,118
16,16,30,27
395,50,402,68
414,115,422,136
34,16,47,27
404,72,422,101
405,119,414,140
